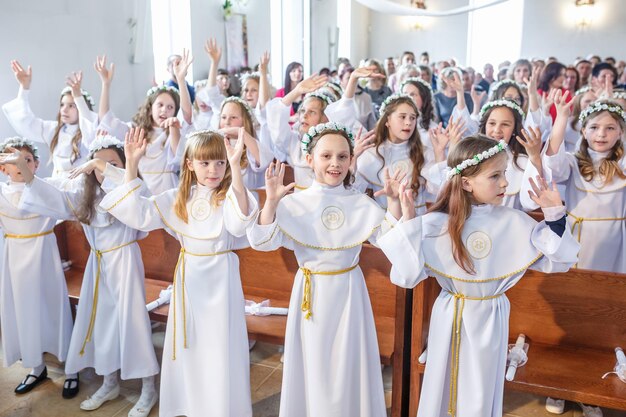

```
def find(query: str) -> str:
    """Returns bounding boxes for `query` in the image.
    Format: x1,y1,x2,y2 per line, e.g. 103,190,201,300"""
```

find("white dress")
378,204,579,417
355,140,437,213
18,170,159,380
529,142,626,272
2,87,99,178
0,181,72,368
248,181,394,417
99,111,186,194
100,178,258,417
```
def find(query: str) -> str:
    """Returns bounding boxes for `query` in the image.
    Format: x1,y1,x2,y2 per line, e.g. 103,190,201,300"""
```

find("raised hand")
470,85,486,112
174,49,193,83
264,162,295,201
66,71,83,97
398,180,416,220
527,176,562,208
553,89,573,118
204,38,222,63
225,127,245,167
219,126,241,139
447,72,464,93
10,60,32,89
68,159,98,179
429,122,450,157
445,116,466,148
259,51,270,75
124,127,147,164
0,147,24,166
541,88,558,116
515,127,542,160
373,167,407,199
94,55,115,85
351,65,385,81
353,127,376,159
159,117,181,130
296,74,328,95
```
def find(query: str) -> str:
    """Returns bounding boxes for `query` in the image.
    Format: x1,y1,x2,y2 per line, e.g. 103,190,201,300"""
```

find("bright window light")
150,0,193,84
467,0,524,70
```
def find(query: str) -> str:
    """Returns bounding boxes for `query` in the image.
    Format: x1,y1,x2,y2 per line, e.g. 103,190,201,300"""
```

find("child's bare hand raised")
66,71,83,98
10,60,32,89
174,49,193,83
160,117,181,130
94,55,115,85
374,167,407,199
295,74,328,95
204,38,222,63
398,180,416,220
528,176,562,208
225,127,245,167
124,127,147,164
264,162,295,202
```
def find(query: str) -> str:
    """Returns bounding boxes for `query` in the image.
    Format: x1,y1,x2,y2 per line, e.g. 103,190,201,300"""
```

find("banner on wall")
353,0,511,17
225,13,249,73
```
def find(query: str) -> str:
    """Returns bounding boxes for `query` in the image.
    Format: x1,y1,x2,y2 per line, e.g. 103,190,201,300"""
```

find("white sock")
91,372,119,400
22,363,45,385
134,377,157,409
64,372,78,389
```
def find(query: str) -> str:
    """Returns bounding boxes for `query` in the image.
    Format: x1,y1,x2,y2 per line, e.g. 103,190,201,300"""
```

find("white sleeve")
246,138,274,173
325,97,358,127
99,177,166,232
377,216,429,288
266,98,299,158
542,140,573,183
367,211,399,246
18,176,80,220
451,105,479,136
75,95,99,147
223,187,259,237
98,110,131,142
2,87,58,145
246,216,292,251
519,159,541,211
529,206,579,273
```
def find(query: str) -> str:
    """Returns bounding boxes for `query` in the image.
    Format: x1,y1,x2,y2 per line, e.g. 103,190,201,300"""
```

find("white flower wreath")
0,137,39,160
613,91,626,100
221,96,259,126
379,93,412,116
88,134,123,154
401,77,433,92
146,85,180,97
61,87,95,108
579,101,626,124
304,91,333,105
574,85,592,97
446,139,508,180
479,99,525,120
300,122,354,154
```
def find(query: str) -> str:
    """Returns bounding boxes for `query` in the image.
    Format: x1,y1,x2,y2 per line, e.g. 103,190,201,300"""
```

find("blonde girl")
100,128,258,417
379,135,578,417
3,60,98,178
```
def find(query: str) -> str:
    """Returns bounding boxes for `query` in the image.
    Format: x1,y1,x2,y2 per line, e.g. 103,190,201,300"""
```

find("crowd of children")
0,41,624,417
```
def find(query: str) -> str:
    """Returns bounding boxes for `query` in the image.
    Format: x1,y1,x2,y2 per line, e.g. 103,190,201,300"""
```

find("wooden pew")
409,269,626,415
56,219,411,417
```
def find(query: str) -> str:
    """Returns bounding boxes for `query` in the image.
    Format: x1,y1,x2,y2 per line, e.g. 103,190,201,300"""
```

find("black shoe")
14,367,48,394
62,374,80,399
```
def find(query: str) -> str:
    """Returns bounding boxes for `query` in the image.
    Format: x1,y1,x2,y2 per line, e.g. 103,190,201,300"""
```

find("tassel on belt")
299,264,358,320
446,290,504,417
80,240,138,355
171,248,232,360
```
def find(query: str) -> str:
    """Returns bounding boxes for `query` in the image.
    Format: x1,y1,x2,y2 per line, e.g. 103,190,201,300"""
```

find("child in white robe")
0,138,74,397
522,95,626,273
248,122,404,417
15,135,160,417
94,54,188,195
378,135,579,417
100,128,258,417
354,94,440,213
2,60,98,178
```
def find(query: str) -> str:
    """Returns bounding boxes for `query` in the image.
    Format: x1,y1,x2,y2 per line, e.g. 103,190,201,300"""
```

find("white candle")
616,347,626,366
506,334,526,381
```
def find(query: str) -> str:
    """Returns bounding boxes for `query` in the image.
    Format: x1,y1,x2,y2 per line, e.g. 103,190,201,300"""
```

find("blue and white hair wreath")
0,137,39,160
301,122,354,154
88,134,123,154
446,139,507,180
579,101,626,124
304,91,333,105
379,93,412,116
401,77,433,92
479,99,525,120
146,85,180,97
61,86,95,108
221,96,259,125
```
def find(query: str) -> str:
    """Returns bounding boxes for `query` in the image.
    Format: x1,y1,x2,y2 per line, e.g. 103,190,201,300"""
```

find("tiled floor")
0,324,623,417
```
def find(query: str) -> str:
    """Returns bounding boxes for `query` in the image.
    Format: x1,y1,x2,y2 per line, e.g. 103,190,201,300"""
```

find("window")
150,0,193,84
467,0,524,70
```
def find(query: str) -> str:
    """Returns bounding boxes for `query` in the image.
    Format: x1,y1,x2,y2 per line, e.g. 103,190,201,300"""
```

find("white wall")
311,0,339,71
350,1,371,65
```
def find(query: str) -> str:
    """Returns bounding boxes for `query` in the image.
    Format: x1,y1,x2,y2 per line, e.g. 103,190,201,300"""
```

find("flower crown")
301,122,354,154
446,140,508,180
379,93,412,116
61,87,95,108
304,91,333,105
479,99,525,120
88,134,123,154
574,85,592,96
323,82,344,97
146,85,180,97
613,91,626,100
579,101,626,124
193,79,208,90
489,79,522,94
187,129,222,141
221,96,259,126
0,137,39,160
401,77,433,92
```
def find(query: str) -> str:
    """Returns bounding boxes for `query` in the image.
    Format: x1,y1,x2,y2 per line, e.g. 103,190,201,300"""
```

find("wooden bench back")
507,268,626,350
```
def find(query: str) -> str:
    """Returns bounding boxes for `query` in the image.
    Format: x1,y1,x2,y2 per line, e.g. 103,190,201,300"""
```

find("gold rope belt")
294,184,309,190
3,229,54,239
171,248,232,360
79,240,138,355
446,290,504,417
567,212,625,268
299,264,358,320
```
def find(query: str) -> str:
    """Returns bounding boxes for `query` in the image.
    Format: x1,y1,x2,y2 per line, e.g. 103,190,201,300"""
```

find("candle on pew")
506,333,526,381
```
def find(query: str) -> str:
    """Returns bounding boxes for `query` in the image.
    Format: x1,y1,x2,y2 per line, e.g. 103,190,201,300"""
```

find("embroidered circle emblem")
191,198,212,221
392,159,411,176
466,231,492,260
321,206,345,230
